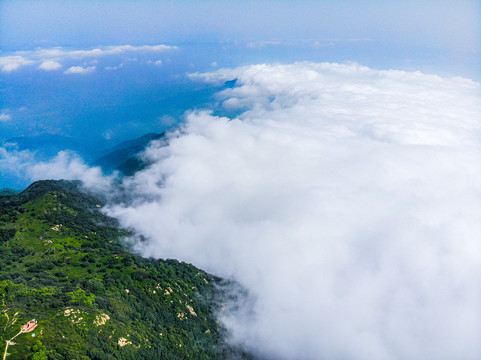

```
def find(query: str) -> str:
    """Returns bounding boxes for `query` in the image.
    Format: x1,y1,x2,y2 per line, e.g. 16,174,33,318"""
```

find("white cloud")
38,60,62,71
245,40,283,49
0,56,33,72
103,129,114,140
0,113,12,122
64,66,96,75
64,44,174,59
109,62,481,360
0,44,176,72
157,114,176,127
146,59,163,66
30,44,176,61
0,148,114,193
105,63,124,71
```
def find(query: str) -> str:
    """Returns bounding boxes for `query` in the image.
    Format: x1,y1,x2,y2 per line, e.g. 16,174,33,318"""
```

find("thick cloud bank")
108,63,481,359
0,148,113,192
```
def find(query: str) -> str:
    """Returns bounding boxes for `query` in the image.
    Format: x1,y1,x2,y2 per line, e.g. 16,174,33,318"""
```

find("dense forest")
0,180,251,359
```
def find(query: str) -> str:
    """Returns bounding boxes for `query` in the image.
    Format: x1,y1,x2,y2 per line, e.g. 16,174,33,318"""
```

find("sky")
1,1,479,77
1,1,479,52
1,1,481,359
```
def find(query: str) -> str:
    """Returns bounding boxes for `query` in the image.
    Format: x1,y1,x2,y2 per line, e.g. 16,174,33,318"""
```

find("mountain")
0,180,250,359
92,133,165,176
0,189,18,196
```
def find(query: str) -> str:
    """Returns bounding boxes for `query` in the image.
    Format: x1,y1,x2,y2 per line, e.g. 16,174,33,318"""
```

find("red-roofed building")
21,319,37,333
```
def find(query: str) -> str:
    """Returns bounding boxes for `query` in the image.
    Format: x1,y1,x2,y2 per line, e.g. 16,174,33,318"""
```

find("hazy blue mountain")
0,188,19,196
92,132,166,176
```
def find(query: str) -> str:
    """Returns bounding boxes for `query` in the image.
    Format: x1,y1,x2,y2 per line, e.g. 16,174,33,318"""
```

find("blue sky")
1,1,479,50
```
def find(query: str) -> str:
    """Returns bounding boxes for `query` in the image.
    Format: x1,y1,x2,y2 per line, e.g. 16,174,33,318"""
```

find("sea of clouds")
3,62,481,359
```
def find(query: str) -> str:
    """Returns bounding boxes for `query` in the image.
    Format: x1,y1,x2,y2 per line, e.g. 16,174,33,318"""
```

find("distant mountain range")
0,188,18,196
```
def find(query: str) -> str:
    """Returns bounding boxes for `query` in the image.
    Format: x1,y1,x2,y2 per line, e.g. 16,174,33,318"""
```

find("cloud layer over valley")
105,63,481,359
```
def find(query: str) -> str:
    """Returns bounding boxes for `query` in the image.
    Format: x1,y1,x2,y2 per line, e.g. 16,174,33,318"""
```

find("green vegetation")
0,180,249,359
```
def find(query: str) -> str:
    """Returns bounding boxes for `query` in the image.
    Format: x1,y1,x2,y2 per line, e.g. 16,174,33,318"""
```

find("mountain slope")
92,133,165,176
0,180,247,359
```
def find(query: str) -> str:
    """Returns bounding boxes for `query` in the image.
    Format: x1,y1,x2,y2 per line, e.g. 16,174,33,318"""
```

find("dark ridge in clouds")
3,62,481,359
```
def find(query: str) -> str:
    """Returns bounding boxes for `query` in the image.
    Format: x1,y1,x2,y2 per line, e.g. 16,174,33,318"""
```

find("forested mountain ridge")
92,132,166,176
0,180,248,359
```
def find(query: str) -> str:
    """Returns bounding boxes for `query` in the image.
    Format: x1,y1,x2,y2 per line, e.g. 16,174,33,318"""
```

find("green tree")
31,340,48,360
